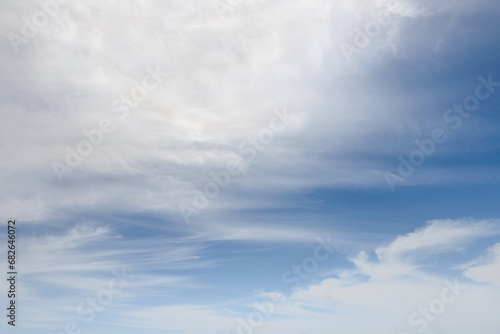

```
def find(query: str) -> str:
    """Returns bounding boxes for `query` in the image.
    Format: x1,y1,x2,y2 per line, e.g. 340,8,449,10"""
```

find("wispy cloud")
1,0,500,333
3,0,499,227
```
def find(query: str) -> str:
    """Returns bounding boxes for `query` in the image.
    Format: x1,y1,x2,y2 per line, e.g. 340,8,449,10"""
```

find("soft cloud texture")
1,0,500,333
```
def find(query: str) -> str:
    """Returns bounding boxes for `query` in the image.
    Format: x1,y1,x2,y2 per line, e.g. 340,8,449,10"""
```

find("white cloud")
71,219,499,334
375,219,500,264
463,243,500,285
276,219,500,334
4,0,497,226
1,0,500,333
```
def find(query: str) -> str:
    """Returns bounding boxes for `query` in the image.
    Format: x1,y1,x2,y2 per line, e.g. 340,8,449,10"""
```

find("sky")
1,0,500,333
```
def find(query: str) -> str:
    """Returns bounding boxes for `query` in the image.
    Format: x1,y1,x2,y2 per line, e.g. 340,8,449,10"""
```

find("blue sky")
1,0,500,333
